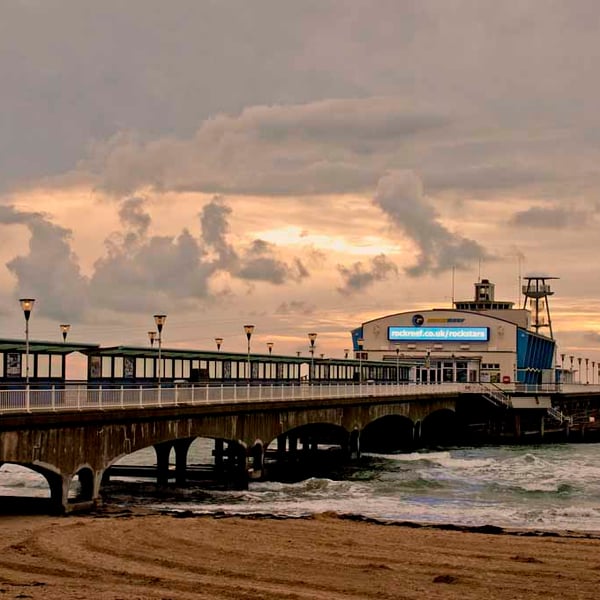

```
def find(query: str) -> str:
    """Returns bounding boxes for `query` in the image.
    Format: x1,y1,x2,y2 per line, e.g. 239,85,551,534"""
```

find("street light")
153,314,167,386
577,357,582,383
395,347,400,384
586,358,589,384
266,342,274,355
148,331,156,347
60,324,70,343
19,299,35,387
215,337,223,352
308,332,317,381
357,338,364,383
244,324,255,380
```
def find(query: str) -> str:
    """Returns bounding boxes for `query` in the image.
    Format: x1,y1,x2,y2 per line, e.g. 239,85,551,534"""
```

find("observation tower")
521,276,558,338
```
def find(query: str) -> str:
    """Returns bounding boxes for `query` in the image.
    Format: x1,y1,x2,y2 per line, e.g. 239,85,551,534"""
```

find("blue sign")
388,326,489,342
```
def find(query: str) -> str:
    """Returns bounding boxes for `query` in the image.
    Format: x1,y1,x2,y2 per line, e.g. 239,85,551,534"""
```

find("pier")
2,380,600,514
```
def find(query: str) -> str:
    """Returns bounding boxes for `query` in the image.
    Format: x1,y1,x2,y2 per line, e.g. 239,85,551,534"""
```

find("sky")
1,0,600,364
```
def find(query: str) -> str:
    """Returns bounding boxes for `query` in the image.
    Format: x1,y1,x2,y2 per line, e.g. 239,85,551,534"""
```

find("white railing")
1,381,596,416
0,381,476,415
547,406,573,425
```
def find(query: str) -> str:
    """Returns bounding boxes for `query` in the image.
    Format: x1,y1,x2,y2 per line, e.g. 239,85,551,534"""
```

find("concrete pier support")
249,442,264,480
349,428,361,460
276,435,286,460
514,414,522,439
413,421,422,445
174,438,194,486
154,441,173,486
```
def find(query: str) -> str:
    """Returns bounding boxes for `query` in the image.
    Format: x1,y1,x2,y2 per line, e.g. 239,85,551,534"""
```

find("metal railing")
1,381,597,416
0,381,477,415
547,406,573,425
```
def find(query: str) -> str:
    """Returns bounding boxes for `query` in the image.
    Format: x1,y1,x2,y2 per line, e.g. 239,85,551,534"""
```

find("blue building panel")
516,329,555,384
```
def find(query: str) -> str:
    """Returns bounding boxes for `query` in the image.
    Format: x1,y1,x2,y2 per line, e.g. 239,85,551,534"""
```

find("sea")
3,441,600,533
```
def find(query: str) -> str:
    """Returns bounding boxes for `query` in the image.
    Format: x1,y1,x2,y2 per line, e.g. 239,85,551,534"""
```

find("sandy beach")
1,509,600,599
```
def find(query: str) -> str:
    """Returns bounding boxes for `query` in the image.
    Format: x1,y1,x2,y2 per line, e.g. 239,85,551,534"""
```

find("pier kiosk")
352,278,556,386
0,337,99,388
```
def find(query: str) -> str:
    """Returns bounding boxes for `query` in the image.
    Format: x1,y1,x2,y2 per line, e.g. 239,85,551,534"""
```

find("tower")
521,276,558,338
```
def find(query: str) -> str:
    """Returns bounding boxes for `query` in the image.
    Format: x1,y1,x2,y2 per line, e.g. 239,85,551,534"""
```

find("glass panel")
102,357,112,378
174,360,182,378
145,357,154,378
182,361,190,378
164,360,173,378
37,354,50,378
114,357,124,378
136,358,145,377
51,354,63,378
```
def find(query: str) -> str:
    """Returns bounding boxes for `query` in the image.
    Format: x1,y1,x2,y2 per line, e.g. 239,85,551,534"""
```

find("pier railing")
0,381,481,415
2,381,598,416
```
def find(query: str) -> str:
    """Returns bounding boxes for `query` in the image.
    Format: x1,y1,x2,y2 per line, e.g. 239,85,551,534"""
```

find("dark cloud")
373,171,489,276
200,196,238,267
119,197,151,237
0,206,89,320
275,300,316,315
0,196,311,318
237,239,310,284
81,98,450,197
337,254,398,294
509,206,591,229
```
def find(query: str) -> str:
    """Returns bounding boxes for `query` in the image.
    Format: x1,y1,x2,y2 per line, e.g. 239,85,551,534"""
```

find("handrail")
0,381,471,415
0,381,596,417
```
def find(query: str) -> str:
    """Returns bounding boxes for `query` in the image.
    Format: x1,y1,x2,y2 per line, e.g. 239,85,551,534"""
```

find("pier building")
352,278,557,385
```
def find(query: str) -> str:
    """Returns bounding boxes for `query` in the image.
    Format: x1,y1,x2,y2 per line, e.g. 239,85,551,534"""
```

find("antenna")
517,254,522,306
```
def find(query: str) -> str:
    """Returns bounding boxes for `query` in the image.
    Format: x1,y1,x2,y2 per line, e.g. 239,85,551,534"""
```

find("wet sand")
1,509,600,599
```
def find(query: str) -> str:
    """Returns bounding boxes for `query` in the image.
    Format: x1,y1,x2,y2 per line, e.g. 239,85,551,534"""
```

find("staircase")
478,384,512,409
546,406,573,425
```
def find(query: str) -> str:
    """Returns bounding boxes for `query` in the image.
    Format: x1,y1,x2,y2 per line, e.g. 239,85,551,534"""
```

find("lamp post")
19,298,35,389
148,331,156,347
593,361,596,385
60,323,70,343
308,332,317,382
215,337,223,352
267,342,274,355
395,347,400,384
584,358,589,383
244,324,254,380
357,338,364,383
153,314,167,386
577,357,582,383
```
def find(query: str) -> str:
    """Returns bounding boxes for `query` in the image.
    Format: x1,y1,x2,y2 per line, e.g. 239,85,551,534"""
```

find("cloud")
0,206,89,320
373,170,489,276
337,254,398,294
237,239,309,285
509,206,592,229
275,300,316,316
76,98,450,197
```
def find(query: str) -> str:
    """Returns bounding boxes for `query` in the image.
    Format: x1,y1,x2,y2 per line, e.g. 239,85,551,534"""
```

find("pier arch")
361,415,415,452
421,409,459,446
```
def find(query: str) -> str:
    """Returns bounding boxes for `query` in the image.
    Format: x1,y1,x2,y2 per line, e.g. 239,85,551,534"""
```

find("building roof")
0,338,100,355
